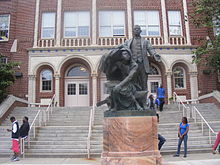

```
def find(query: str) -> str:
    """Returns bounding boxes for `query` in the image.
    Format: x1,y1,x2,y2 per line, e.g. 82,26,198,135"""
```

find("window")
150,82,159,93
99,11,125,37
41,70,52,91
0,56,7,64
41,13,56,39
134,11,160,36
173,66,185,89
168,11,182,36
67,66,89,77
0,14,10,41
64,12,90,38
79,83,88,95
68,84,76,95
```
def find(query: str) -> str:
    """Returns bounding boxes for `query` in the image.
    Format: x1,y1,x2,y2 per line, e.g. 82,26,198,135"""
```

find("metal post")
202,120,204,135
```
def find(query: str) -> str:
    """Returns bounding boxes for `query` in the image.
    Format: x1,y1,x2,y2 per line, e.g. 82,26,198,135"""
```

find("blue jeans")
158,134,166,150
176,134,188,156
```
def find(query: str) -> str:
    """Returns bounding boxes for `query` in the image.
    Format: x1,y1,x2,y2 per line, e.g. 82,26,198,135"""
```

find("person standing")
156,85,165,111
119,25,161,109
19,116,30,139
7,116,20,161
156,114,166,150
174,117,189,158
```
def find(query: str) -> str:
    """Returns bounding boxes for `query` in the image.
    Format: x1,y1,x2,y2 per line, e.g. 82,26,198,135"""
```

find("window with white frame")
213,17,220,36
41,70,52,91
173,66,185,89
99,11,125,37
64,12,90,38
0,56,7,64
0,14,10,41
134,11,160,36
168,11,182,36
41,13,56,39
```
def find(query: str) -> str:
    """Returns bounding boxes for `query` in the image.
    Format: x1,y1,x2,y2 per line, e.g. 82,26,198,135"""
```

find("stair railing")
173,92,189,117
25,94,55,154
173,92,217,145
44,94,56,125
87,104,96,159
192,106,217,145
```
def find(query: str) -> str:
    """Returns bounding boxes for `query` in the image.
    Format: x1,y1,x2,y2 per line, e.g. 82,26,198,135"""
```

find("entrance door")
65,79,89,106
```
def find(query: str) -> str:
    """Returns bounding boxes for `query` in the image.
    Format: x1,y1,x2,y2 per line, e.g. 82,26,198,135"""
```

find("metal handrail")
173,92,188,117
87,105,95,158
25,94,55,154
192,106,217,144
173,92,217,145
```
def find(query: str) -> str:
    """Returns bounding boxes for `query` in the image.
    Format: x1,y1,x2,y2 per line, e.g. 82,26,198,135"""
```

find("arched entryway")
65,65,90,106
148,64,162,96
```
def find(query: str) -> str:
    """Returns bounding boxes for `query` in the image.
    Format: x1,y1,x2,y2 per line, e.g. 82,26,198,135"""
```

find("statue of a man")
119,25,161,91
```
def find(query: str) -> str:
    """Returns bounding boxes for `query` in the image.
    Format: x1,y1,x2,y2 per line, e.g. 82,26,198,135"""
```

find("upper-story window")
0,14,10,41
41,13,56,39
99,11,125,37
168,11,182,36
0,56,8,64
134,11,160,36
64,12,90,38
41,69,53,92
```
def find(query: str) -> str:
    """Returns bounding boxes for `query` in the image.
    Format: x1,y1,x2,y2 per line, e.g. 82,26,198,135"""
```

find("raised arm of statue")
146,40,161,62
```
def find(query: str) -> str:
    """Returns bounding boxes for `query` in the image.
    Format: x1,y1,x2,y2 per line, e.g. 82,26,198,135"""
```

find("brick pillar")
127,0,132,39
56,0,62,47
182,0,191,45
161,0,169,45
92,0,97,45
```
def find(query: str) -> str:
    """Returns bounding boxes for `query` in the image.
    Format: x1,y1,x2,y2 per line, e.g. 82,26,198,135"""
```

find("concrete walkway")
0,153,219,165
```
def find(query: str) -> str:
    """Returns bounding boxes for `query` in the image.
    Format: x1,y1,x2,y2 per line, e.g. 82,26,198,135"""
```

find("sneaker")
10,155,15,160
173,154,179,157
183,155,187,158
12,157,20,161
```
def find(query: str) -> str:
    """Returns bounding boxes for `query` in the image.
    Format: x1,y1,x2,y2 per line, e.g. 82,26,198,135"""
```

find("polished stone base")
101,116,162,165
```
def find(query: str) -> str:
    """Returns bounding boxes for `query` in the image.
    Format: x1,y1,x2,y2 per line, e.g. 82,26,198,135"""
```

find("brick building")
0,0,219,107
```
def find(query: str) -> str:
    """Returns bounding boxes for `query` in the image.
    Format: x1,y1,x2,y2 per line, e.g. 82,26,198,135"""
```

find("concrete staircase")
0,103,219,157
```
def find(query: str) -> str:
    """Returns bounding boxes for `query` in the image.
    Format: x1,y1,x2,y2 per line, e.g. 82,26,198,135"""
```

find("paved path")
0,153,219,165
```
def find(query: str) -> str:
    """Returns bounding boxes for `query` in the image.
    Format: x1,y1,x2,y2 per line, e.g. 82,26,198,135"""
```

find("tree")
0,53,19,103
191,0,220,72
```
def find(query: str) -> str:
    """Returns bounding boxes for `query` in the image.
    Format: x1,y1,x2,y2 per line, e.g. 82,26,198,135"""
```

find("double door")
65,79,89,107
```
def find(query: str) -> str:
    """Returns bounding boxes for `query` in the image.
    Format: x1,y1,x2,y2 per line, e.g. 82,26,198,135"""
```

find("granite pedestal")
101,110,162,165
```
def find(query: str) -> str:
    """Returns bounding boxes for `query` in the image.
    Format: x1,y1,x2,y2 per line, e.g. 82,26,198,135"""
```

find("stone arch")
35,64,55,104
59,56,93,107
33,62,55,75
58,54,94,75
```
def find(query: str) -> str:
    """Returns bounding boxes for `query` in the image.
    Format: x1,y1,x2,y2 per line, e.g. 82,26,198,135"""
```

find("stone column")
54,74,60,106
92,73,98,106
92,0,97,45
161,0,169,45
127,0,132,39
182,0,191,45
189,72,199,99
56,0,62,47
166,72,172,104
28,75,36,103
33,0,40,48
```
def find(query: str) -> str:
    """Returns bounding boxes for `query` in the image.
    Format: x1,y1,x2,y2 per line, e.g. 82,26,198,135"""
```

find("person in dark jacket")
19,116,30,139
7,116,20,161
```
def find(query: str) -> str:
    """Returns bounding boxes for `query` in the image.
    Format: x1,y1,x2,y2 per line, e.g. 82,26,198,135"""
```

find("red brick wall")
0,0,35,99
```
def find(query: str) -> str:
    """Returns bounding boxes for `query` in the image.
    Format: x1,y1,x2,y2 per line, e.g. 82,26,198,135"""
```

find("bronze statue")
98,25,161,112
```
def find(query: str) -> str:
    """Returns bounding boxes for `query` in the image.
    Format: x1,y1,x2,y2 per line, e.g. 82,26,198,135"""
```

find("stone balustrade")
37,36,191,48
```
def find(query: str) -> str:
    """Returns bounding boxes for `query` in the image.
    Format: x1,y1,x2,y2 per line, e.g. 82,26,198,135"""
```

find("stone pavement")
0,153,219,165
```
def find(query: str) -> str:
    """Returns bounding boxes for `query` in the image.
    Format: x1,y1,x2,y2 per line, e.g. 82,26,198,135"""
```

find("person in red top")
213,131,220,154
